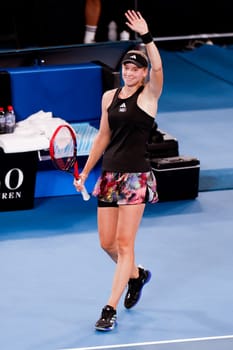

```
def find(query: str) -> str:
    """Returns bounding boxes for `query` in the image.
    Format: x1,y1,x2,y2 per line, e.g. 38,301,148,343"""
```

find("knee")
116,236,132,256
100,240,118,262
99,239,115,254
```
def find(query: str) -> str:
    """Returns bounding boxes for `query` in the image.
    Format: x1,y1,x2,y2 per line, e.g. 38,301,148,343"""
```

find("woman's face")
122,63,147,87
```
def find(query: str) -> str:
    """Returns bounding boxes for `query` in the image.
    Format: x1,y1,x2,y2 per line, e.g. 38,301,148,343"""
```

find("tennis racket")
49,124,90,201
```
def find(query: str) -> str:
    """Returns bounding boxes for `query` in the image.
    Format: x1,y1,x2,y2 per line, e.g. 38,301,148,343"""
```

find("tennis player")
74,9,163,331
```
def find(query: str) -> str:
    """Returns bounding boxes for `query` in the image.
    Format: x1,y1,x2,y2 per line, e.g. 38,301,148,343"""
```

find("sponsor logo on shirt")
119,103,127,112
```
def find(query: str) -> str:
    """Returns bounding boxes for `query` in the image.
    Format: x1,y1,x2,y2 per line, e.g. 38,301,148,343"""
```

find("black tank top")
102,86,154,172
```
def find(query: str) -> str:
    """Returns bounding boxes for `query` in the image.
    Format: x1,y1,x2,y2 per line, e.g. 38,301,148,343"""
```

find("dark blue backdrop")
0,1,232,49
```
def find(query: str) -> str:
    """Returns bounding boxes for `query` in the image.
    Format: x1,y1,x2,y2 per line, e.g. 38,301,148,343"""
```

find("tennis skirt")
92,171,158,205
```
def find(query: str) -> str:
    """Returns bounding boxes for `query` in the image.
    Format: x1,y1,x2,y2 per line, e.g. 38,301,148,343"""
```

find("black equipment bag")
151,156,200,202
146,122,179,159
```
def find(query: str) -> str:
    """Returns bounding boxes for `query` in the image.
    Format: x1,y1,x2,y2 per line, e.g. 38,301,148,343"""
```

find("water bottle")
120,30,130,41
5,105,16,133
108,21,117,41
0,106,6,134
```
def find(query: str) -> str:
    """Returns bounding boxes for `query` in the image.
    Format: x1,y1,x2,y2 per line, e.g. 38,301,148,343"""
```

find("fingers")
125,9,147,34
73,178,81,191
73,177,84,192
125,10,140,22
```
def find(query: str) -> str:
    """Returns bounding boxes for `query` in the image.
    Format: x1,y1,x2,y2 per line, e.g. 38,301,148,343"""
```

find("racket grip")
81,185,90,201
76,179,90,201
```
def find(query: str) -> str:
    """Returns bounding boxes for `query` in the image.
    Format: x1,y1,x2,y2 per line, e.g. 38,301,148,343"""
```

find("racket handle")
81,185,90,201
76,179,90,201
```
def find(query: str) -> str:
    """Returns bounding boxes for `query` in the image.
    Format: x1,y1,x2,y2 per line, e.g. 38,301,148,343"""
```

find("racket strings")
50,124,90,201
52,128,77,171
53,139,74,157
55,156,75,171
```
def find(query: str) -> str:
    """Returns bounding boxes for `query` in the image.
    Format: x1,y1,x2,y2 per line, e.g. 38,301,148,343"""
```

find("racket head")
49,124,79,179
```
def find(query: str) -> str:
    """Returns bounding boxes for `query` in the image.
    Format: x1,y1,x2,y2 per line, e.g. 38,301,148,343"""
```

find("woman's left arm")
125,10,163,98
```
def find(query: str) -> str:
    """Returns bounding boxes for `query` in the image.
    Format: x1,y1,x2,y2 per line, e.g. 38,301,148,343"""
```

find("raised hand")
125,10,149,36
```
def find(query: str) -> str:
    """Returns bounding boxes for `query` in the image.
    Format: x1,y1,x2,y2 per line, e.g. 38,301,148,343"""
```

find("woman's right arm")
73,89,114,189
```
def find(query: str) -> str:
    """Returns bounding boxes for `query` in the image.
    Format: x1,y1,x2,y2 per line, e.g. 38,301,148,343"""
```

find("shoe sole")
125,270,152,309
95,323,117,332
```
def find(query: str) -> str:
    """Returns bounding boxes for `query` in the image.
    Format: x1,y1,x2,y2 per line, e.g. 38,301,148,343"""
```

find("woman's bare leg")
97,204,145,309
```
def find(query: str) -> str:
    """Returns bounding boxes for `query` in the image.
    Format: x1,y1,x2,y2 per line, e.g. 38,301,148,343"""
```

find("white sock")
84,25,97,43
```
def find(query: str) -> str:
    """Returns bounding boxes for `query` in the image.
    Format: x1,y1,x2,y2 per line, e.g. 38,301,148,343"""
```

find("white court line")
61,334,233,350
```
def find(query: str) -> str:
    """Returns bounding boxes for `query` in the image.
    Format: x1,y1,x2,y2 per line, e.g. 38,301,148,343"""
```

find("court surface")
1,189,233,350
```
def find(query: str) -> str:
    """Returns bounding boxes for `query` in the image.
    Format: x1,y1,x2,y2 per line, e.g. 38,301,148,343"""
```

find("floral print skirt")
92,171,158,205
